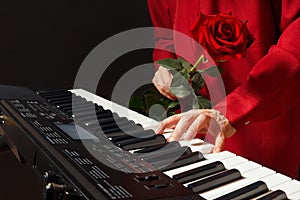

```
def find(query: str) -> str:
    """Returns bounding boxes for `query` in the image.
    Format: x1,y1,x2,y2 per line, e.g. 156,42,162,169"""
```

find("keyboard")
71,89,300,200
0,86,299,199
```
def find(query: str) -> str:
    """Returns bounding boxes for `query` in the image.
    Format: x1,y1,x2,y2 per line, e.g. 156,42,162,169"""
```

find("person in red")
147,0,300,179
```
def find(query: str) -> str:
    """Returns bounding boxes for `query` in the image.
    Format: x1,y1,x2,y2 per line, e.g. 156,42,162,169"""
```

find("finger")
213,132,225,153
170,114,197,141
155,114,181,134
197,116,212,134
184,114,206,140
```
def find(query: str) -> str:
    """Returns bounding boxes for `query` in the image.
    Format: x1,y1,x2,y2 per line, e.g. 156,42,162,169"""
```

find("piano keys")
0,86,299,199
70,89,300,199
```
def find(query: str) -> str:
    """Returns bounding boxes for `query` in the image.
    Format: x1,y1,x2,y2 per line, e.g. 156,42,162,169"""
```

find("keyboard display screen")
55,122,99,141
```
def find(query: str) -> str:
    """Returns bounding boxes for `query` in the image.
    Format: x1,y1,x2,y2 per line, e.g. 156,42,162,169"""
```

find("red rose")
190,12,254,61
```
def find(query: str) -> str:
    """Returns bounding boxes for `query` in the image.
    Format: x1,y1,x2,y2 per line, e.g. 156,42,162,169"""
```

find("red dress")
148,0,300,179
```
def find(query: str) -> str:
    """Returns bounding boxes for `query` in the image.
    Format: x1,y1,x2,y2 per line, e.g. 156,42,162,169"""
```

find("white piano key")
161,132,172,139
200,166,275,199
178,139,214,154
272,179,300,196
261,173,291,188
289,190,300,199
229,161,261,174
204,151,236,160
220,156,248,168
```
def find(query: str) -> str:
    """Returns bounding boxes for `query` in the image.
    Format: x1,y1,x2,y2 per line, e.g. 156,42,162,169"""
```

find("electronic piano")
0,85,299,200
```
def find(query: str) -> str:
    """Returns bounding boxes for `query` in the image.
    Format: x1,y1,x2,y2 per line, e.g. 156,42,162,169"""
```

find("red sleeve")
147,0,176,69
214,1,300,128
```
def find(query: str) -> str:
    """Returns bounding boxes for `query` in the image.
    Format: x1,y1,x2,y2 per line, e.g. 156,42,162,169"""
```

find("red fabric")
148,0,300,179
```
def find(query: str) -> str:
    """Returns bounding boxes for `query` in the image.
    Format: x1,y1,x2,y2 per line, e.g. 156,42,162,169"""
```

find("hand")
156,109,236,153
152,66,177,100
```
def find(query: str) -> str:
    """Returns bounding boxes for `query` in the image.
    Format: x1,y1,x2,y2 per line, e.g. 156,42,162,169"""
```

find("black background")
0,0,153,99
0,1,153,199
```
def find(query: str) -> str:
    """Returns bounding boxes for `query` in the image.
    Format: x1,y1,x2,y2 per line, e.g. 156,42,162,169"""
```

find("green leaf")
191,72,205,94
170,71,193,98
170,85,191,98
180,67,190,79
128,96,146,113
166,101,180,111
158,98,172,108
144,93,160,112
166,101,180,116
195,96,213,109
145,87,159,95
178,57,192,71
156,58,182,70
171,71,189,87
218,66,224,73
204,66,223,77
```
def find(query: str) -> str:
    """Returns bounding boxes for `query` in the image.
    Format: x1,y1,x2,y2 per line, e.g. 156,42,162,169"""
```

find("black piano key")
256,190,288,200
83,116,128,130
71,105,109,121
159,152,205,172
61,102,96,112
37,89,68,95
121,134,167,151
72,108,109,120
78,112,114,124
188,169,242,193
100,121,140,134
48,94,75,104
133,141,181,154
110,130,155,143
173,161,226,184
98,129,128,137
37,90,70,97
55,100,88,109
45,92,72,100
99,116,127,125
214,181,269,200
56,100,86,110
72,102,103,111
101,125,143,137
99,119,134,132
82,114,117,126
61,98,92,106
139,146,192,163
54,96,86,106
115,130,157,146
